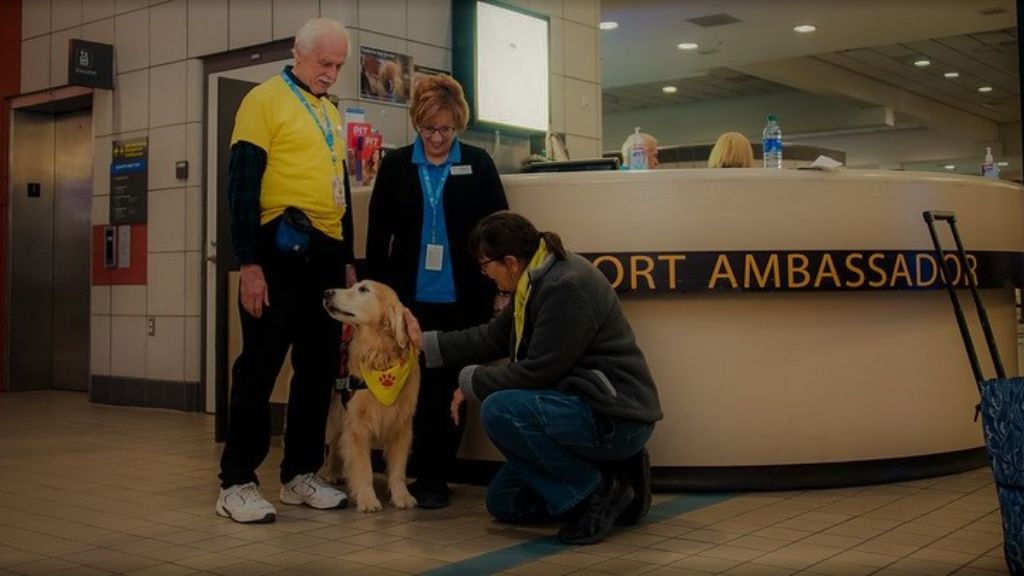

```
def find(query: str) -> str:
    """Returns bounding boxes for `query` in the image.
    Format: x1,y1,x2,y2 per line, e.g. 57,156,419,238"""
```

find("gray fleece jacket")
422,252,663,423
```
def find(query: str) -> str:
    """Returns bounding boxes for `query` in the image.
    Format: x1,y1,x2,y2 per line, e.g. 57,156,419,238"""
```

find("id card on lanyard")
420,164,450,271
280,70,345,208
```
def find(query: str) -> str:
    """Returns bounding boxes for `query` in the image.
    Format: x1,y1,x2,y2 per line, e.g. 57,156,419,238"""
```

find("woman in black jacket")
365,74,508,508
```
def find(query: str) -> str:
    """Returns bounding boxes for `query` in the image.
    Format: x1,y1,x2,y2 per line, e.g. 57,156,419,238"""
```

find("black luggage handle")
922,211,1006,400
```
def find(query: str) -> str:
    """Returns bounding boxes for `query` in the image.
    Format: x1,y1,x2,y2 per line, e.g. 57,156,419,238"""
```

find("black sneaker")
409,480,451,509
616,448,651,526
557,475,635,545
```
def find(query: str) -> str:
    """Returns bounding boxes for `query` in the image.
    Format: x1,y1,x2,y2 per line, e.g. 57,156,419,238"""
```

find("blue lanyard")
419,164,450,244
280,70,339,171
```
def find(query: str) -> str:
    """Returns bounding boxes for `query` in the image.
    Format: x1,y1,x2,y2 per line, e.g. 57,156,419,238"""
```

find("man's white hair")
294,17,349,52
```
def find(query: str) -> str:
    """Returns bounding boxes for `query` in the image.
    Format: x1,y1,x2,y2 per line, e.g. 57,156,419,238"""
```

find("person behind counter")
707,131,754,168
414,211,662,545
365,74,509,509
620,131,659,169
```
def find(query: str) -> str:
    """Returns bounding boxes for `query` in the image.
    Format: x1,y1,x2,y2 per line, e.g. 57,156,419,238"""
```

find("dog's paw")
391,490,417,510
356,495,383,513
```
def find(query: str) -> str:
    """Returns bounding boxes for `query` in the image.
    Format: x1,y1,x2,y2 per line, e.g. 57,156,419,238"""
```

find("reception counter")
350,168,1024,490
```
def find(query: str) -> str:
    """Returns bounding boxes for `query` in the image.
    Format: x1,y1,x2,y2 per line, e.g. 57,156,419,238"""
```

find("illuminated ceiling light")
662,85,678,94
793,24,817,33
944,71,960,78
998,161,1010,167
599,21,618,31
978,86,993,93
677,42,699,50
944,164,957,170
914,59,931,67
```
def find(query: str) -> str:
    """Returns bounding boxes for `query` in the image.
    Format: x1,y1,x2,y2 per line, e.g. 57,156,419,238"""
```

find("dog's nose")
324,289,334,299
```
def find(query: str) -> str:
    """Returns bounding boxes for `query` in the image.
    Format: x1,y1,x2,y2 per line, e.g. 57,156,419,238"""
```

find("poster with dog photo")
360,46,412,105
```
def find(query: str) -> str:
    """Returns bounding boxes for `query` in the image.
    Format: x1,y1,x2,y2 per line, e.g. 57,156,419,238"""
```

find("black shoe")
409,480,451,509
557,475,634,545
616,448,651,526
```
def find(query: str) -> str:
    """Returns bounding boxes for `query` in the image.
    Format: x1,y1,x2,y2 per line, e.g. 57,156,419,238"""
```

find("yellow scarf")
359,349,416,406
514,240,549,358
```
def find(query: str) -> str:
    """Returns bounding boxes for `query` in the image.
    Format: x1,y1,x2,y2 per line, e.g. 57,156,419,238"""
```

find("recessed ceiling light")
944,164,957,170
662,86,678,94
677,42,699,50
599,21,619,31
978,86,993,93
944,71,960,78
793,24,817,33
914,59,931,67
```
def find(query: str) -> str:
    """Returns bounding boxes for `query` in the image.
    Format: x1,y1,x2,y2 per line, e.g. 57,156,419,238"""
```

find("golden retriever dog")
322,281,419,512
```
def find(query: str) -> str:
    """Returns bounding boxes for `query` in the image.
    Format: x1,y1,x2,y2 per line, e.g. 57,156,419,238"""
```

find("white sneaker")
280,473,349,509
215,482,277,523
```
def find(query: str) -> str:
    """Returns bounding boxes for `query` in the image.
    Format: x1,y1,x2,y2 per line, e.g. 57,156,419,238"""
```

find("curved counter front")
352,168,1024,490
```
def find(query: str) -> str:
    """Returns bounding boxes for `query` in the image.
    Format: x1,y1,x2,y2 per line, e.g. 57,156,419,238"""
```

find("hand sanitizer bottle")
981,147,1000,179
629,127,648,170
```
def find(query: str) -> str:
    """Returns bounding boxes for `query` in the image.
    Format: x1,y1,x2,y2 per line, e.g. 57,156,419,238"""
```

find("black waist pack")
275,207,313,254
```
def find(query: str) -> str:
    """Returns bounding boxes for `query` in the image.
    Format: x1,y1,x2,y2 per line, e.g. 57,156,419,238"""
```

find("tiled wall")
19,0,601,409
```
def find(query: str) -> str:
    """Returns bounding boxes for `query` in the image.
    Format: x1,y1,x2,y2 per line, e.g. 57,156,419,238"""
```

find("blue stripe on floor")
422,493,733,576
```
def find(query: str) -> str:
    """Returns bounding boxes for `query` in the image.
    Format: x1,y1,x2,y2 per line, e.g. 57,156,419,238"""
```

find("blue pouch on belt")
275,207,313,254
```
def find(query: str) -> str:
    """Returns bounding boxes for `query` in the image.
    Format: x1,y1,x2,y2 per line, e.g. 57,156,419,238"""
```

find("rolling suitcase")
924,210,1024,574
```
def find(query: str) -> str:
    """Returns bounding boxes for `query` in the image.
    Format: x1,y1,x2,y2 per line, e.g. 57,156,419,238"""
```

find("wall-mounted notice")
110,138,148,225
360,46,412,105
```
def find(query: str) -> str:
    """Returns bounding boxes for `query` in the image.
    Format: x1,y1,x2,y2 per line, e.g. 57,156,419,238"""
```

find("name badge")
425,244,444,271
450,165,473,176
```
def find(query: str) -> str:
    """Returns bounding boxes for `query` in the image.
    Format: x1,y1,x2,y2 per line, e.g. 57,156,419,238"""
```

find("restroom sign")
68,39,113,89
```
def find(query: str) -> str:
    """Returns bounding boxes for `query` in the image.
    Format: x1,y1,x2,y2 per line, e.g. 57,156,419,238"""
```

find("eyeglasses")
478,258,496,274
420,125,456,139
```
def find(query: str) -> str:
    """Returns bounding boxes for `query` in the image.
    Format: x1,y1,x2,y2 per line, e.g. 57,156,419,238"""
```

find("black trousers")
219,224,349,489
407,301,483,488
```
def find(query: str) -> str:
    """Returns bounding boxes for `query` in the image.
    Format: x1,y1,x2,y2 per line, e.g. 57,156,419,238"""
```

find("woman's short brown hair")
409,74,470,132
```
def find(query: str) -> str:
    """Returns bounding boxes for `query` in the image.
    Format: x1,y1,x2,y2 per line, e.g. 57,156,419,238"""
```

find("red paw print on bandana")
380,373,395,388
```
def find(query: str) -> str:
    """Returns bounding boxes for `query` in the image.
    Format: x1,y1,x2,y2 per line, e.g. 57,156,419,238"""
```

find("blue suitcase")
924,210,1024,574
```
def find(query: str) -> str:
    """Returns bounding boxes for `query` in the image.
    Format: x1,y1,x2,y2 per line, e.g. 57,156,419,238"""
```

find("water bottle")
762,114,783,169
629,127,648,170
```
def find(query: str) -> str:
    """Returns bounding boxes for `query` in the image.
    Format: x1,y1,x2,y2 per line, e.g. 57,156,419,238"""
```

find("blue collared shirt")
413,136,461,303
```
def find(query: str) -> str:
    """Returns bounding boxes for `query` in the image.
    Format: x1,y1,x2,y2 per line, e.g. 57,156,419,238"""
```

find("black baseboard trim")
446,447,990,492
90,376,205,412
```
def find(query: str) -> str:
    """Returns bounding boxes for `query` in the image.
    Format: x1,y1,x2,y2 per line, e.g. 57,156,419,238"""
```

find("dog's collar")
359,348,416,407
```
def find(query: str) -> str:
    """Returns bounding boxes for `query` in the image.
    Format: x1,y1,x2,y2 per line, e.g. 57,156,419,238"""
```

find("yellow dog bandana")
359,349,416,406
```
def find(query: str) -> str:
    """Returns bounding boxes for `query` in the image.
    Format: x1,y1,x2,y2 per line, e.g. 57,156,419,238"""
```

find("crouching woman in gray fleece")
416,210,662,545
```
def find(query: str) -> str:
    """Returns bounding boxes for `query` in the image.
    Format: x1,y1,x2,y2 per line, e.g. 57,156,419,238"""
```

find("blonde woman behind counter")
708,131,754,168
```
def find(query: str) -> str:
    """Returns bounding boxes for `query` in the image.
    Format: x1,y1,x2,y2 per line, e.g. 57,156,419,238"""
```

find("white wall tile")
82,17,114,44
186,59,203,123
91,194,110,225
272,0,317,41
52,0,83,31
112,285,147,315
229,0,271,50
148,124,185,190
562,0,596,26
114,0,149,14
359,0,405,37
23,1,51,39
150,0,186,66
146,315,184,381
21,36,51,92
564,133,599,159
83,0,114,23
93,87,114,137
563,20,596,82
549,73,564,133
186,122,202,187
50,26,81,87
149,61,187,127
91,314,111,376
115,8,149,72
147,252,186,315
185,251,201,316
114,69,149,132
407,0,449,48
359,101,409,149
563,77,598,138
530,0,562,17
406,41,449,73
184,316,200,382
329,27,358,101
92,286,111,315
188,0,228,57
93,135,112,195
320,0,357,29
184,186,202,251
147,188,186,252
111,315,147,377
548,16,564,77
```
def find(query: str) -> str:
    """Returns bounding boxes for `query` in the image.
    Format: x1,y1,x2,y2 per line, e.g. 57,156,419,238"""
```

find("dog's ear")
389,303,409,349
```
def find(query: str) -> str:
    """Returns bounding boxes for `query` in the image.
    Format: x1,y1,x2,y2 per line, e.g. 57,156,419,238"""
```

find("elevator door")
9,109,93,391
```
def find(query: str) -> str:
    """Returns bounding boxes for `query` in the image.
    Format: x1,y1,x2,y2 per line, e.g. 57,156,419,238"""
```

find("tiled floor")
0,390,1009,575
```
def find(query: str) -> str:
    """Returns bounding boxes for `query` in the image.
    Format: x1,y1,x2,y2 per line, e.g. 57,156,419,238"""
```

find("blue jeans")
480,389,653,521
